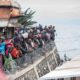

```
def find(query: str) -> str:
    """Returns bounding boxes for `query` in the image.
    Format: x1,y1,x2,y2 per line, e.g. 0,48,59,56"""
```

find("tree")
18,8,37,33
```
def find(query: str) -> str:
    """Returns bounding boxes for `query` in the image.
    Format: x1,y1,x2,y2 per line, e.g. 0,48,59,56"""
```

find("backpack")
11,48,21,59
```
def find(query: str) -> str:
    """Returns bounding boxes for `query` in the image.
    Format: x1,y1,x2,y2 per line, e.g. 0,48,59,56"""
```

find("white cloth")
22,32,28,38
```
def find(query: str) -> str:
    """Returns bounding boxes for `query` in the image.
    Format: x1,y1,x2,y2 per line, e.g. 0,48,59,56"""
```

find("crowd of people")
0,25,56,71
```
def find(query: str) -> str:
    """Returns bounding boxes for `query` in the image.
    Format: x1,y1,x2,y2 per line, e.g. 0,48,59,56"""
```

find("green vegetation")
18,8,37,33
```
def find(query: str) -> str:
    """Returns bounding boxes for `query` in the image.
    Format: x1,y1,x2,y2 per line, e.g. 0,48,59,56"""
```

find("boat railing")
7,40,55,73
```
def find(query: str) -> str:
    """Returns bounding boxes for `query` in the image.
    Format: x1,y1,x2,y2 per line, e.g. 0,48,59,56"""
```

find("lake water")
55,25,80,59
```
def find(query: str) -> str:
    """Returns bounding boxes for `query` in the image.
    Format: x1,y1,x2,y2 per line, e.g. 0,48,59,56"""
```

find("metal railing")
5,40,55,73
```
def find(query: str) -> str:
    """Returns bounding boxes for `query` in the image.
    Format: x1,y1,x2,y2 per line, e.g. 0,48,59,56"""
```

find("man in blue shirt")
0,37,6,55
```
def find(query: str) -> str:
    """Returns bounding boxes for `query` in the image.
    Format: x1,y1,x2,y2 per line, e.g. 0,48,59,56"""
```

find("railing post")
34,66,39,79
53,48,59,66
44,52,51,72
47,60,51,71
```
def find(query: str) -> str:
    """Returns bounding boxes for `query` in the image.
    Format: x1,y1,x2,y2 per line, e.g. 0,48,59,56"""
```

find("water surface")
55,25,80,59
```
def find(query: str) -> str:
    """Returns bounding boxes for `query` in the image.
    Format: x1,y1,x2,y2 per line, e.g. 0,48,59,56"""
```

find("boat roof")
0,0,21,9
39,55,80,80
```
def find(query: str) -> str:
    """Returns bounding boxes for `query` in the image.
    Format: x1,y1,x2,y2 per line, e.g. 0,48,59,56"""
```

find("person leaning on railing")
0,25,56,72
